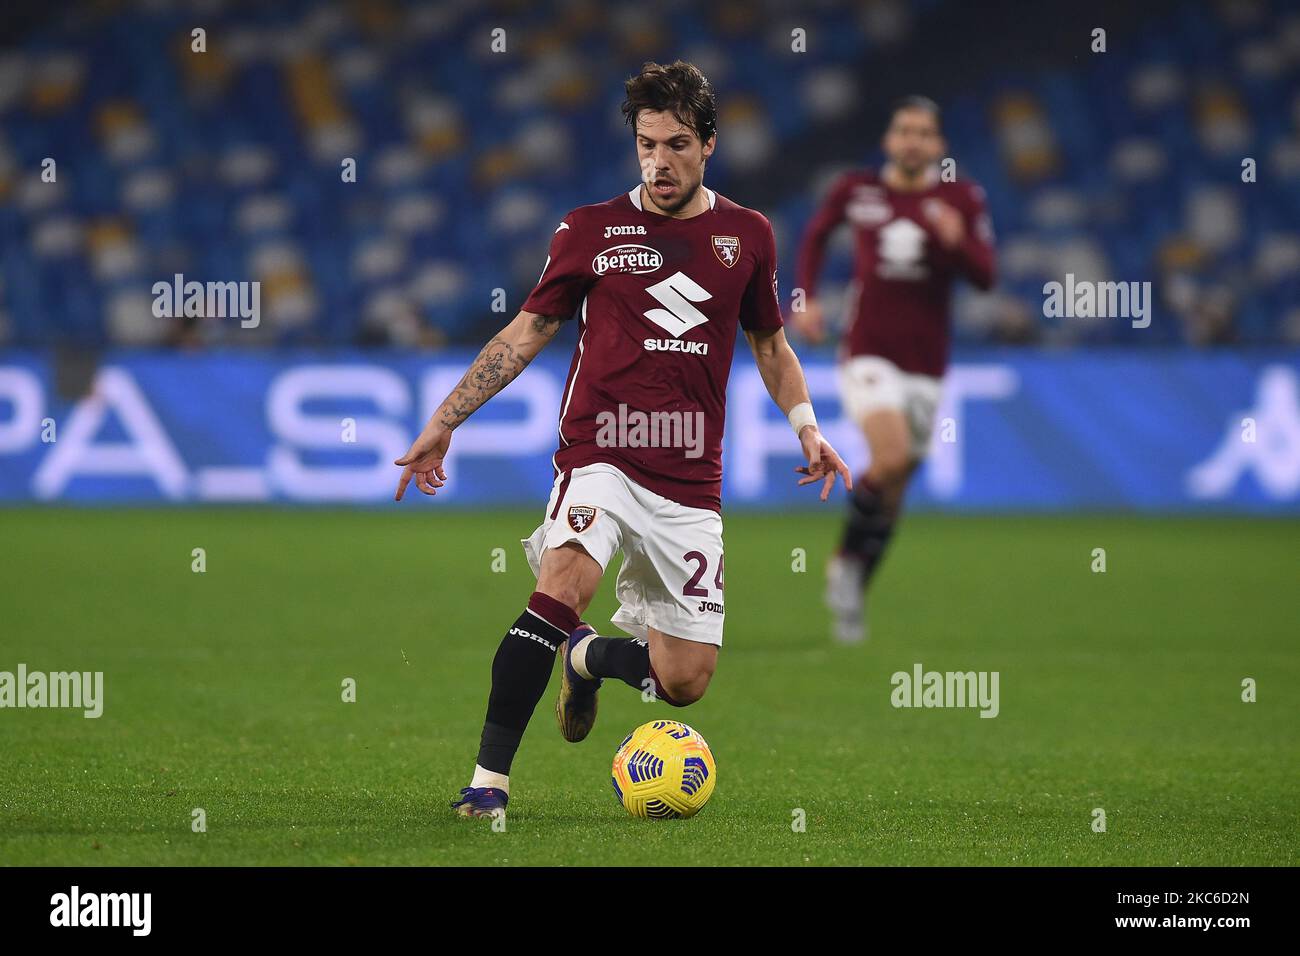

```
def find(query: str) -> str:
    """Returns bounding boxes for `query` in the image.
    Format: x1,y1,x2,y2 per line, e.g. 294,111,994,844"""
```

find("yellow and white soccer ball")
611,719,716,819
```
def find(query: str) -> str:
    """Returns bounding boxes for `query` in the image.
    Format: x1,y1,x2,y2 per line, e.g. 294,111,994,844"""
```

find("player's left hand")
794,426,853,501
924,199,966,249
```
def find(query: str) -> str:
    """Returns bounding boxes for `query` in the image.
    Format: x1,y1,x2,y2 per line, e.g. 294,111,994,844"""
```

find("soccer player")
791,96,996,644
394,61,852,819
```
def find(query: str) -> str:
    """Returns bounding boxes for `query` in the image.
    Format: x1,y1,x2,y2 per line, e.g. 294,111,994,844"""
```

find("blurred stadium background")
1,0,1298,510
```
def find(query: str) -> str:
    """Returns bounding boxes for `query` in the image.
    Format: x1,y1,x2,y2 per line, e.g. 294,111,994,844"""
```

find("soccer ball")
611,719,716,819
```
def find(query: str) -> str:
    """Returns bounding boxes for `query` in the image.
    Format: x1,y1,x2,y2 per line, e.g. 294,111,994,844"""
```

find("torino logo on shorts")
567,505,596,533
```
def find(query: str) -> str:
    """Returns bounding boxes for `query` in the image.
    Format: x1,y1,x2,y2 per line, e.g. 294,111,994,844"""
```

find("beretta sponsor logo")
592,244,662,275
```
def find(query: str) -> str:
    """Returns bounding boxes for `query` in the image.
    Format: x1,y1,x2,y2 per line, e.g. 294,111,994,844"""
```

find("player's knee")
536,545,598,615
868,449,911,487
536,579,586,616
659,667,713,706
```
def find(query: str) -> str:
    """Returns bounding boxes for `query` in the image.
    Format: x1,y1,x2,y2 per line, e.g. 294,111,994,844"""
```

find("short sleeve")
740,216,784,332
522,215,591,319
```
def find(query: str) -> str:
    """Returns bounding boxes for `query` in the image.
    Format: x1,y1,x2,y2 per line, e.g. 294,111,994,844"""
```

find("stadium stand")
0,0,1296,349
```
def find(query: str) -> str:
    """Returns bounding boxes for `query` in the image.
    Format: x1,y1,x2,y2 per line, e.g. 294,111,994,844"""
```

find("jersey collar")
627,184,717,213
880,162,942,192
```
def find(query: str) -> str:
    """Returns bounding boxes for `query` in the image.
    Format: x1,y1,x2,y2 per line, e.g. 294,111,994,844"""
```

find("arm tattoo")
437,316,563,429
530,313,563,339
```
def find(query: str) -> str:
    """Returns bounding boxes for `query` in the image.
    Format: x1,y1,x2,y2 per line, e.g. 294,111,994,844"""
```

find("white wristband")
788,402,817,437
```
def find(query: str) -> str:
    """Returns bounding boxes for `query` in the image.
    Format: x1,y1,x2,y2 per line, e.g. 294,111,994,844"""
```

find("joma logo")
508,626,556,651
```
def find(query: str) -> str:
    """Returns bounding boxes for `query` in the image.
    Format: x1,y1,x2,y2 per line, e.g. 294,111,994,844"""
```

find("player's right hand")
790,299,826,344
394,426,451,500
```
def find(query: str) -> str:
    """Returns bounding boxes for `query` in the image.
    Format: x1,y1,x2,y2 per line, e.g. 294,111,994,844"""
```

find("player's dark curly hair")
621,60,718,144
891,94,943,130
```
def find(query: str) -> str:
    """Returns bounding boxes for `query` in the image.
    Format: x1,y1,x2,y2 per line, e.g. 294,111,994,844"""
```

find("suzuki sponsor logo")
876,218,930,280
643,338,708,356
592,244,662,275
642,271,711,336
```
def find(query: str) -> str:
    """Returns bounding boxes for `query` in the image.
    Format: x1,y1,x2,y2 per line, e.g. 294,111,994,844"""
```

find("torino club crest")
711,235,739,268
567,505,596,533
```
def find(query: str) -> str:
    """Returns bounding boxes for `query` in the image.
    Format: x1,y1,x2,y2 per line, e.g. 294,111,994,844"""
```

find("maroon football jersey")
522,185,783,512
795,168,996,377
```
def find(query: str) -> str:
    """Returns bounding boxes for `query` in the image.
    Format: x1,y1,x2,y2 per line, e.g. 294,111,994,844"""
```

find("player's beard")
892,154,936,182
647,175,701,216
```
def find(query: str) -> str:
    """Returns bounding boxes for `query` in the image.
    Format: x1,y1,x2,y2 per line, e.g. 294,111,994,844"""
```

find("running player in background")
791,96,997,643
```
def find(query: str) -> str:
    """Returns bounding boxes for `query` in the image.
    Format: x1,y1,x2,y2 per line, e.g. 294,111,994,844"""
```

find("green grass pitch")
1,508,1296,866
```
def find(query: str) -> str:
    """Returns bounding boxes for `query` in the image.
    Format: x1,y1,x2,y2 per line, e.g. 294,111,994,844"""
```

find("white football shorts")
837,354,944,459
521,462,725,646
